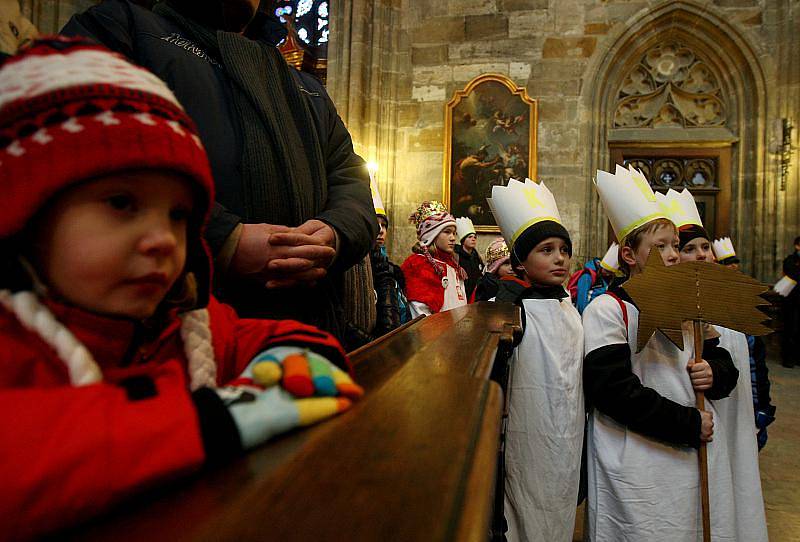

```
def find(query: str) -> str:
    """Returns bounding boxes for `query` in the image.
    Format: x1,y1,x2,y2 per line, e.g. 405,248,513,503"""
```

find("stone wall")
330,0,799,280
20,0,96,34
18,0,798,279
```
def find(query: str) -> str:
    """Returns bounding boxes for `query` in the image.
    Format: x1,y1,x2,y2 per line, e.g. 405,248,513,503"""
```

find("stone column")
328,0,405,255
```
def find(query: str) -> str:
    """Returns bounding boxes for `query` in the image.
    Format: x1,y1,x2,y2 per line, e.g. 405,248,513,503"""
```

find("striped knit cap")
485,237,510,274
408,200,456,247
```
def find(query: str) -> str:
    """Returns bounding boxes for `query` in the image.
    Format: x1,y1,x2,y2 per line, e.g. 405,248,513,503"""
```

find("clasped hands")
231,220,337,289
216,346,364,450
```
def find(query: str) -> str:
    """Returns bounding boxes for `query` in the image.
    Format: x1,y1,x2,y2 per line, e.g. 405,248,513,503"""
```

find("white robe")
714,326,768,542
583,295,738,542
504,297,584,542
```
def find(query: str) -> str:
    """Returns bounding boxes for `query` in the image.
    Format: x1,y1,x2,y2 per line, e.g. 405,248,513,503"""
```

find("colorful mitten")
215,384,352,450
244,346,364,400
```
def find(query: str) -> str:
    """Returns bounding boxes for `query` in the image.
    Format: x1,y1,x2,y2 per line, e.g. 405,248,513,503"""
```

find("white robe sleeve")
582,294,628,355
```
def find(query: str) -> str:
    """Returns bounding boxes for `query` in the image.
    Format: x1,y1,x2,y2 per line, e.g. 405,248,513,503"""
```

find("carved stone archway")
584,1,770,277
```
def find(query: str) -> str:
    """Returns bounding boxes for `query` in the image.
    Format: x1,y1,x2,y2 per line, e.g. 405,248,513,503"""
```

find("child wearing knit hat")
658,189,769,539
713,237,776,451
454,217,484,299
487,178,583,542
369,179,410,335
401,201,468,316
473,237,514,302
0,38,361,539
583,166,740,542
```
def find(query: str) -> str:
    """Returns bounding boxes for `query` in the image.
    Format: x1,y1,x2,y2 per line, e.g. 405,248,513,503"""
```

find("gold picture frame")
443,73,538,231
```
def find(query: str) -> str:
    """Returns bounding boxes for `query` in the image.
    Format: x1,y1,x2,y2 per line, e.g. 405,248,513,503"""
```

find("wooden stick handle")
693,320,711,542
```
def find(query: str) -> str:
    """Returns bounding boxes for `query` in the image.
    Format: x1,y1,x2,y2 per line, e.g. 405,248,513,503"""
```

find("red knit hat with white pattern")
0,37,215,302
0,37,215,236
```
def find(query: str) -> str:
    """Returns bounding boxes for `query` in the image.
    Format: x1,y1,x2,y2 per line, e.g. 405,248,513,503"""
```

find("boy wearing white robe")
488,179,584,542
665,194,769,542
583,168,740,542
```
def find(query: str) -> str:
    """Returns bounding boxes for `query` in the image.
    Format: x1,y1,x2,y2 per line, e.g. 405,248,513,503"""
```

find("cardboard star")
624,248,772,352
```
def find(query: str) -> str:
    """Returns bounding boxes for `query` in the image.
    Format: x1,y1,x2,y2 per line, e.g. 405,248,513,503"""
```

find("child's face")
433,225,457,254
497,262,513,278
520,237,571,286
679,237,714,263
376,216,387,247
623,225,679,273
33,171,194,320
462,233,477,250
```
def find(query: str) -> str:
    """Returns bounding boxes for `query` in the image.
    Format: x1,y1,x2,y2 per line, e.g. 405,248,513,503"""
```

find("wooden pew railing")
63,301,521,542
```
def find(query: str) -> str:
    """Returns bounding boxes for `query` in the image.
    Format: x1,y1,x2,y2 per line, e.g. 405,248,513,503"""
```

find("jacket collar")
519,283,570,300
42,297,182,369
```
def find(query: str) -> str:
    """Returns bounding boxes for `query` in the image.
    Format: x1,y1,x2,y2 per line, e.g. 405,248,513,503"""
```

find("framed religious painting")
443,73,537,231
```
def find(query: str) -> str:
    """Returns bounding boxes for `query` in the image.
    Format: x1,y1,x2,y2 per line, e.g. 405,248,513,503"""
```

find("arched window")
272,0,329,82
274,0,329,50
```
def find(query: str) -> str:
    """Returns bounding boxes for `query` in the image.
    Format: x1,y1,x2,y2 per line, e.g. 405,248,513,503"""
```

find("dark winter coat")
370,246,409,337
455,244,484,298
474,273,499,302
495,276,532,303
62,1,377,339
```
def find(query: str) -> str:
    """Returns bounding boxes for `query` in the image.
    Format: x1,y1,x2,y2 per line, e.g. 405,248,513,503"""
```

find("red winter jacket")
0,295,348,540
401,252,467,314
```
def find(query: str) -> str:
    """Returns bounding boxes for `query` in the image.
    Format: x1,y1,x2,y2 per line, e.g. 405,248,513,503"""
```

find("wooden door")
609,144,732,241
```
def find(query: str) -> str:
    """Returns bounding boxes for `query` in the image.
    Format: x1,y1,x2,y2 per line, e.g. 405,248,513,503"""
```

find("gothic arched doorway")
585,1,769,275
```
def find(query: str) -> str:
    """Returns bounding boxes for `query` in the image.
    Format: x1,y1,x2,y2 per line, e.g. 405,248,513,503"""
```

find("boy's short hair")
618,218,676,275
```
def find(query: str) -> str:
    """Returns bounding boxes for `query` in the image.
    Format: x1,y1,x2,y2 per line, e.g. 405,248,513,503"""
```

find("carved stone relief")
614,42,727,129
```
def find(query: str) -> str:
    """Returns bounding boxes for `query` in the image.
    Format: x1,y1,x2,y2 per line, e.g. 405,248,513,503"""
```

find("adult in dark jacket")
780,236,800,367
62,0,377,342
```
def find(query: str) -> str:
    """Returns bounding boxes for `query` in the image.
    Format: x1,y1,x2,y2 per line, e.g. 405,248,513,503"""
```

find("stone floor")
573,339,800,541
760,354,800,542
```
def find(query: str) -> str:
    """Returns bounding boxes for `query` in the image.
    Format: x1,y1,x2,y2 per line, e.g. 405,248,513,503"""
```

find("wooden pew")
62,301,521,542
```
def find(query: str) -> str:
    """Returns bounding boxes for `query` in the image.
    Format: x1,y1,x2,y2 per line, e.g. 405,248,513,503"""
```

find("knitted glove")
755,408,776,430
214,347,363,450
240,346,364,400
216,384,352,450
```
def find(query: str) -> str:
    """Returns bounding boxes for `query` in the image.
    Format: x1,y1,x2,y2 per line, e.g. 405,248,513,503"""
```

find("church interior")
5,0,800,540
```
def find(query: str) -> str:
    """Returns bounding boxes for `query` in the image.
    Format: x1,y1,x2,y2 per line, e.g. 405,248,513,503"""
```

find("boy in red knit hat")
0,37,362,539
401,201,468,316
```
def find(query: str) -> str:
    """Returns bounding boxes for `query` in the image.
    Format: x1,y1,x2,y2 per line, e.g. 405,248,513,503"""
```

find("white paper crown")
599,243,622,275
455,217,476,241
487,178,562,247
595,164,669,242
655,188,703,228
370,179,386,217
712,237,736,260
